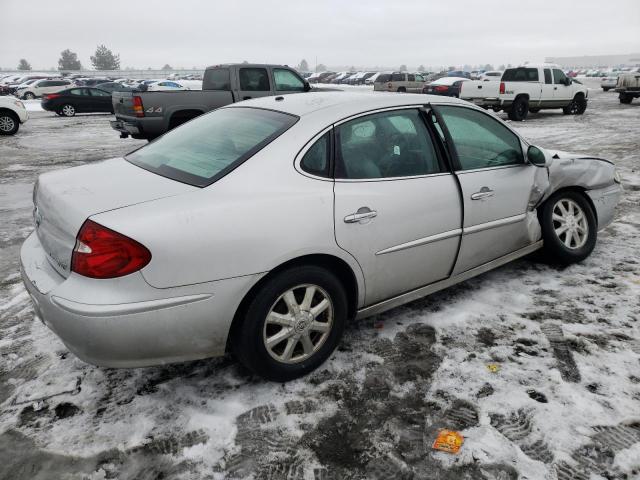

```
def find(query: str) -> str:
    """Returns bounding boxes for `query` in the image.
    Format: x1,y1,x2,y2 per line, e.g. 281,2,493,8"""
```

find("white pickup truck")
460,64,588,121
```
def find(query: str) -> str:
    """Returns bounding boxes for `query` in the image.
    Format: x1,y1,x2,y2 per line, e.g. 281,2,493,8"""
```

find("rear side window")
391,73,405,82
203,68,230,90
126,108,298,187
375,74,391,83
273,69,305,92
69,88,84,95
300,132,330,177
502,68,539,82
239,68,270,91
336,109,441,179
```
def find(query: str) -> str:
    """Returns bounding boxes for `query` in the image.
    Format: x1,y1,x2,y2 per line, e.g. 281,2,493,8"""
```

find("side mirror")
303,81,311,92
527,145,550,167
564,77,572,86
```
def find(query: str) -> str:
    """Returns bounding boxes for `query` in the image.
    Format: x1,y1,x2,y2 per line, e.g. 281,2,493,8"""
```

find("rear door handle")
344,207,377,223
471,187,494,200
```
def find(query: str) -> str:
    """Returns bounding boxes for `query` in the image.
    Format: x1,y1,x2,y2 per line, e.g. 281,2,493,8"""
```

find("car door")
272,68,307,95
87,88,112,112
552,68,573,103
540,68,555,107
433,105,540,275
67,88,90,111
237,67,272,101
333,108,462,306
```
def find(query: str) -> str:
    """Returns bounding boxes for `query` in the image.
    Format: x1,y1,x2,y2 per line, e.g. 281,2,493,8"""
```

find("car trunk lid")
33,158,197,277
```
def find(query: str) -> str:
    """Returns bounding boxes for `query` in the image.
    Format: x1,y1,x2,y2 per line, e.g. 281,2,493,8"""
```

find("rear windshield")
203,68,231,90
126,107,298,187
502,68,539,82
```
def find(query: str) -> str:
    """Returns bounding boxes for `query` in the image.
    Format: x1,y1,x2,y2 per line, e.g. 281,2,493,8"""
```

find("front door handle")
471,187,494,200
344,207,377,223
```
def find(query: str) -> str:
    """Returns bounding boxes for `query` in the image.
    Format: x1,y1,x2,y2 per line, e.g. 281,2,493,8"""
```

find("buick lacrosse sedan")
21,92,622,381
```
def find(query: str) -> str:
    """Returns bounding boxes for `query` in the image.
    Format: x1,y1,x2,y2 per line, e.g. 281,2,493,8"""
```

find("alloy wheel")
0,115,15,132
62,105,75,116
263,284,334,364
552,198,589,249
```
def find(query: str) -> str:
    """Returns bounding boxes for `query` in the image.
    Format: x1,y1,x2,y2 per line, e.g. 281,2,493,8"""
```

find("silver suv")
373,72,426,93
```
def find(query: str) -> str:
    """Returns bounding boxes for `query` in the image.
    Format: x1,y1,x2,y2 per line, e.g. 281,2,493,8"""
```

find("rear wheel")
397,87,406,93
507,96,529,121
0,111,19,135
563,94,587,115
539,190,597,265
619,94,633,104
23,92,36,100
231,266,347,381
602,87,610,92
60,104,76,117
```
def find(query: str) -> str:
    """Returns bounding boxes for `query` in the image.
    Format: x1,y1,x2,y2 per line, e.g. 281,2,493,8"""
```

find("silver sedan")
21,92,622,381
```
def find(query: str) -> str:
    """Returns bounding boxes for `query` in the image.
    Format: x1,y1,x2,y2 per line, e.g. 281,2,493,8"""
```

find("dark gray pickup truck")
110,63,310,140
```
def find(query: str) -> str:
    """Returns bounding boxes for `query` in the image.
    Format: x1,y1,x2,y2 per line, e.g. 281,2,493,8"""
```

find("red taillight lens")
434,85,449,92
45,93,61,100
132,95,144,117
71,220,151,279
499,82,505,94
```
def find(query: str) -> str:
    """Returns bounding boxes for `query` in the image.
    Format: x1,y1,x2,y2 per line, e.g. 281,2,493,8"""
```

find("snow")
23,99,43,112
0,78,639,479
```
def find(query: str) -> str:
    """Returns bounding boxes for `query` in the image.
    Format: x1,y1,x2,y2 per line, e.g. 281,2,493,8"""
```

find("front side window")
407,74,415,81
544,69,552,84
553,69,568,85
239,68,270,91
415,74,425,82
127,107,297,187
437,106,523,170
273,69,305,92
336,109,441,179
300,132,330,177
70,88,84,96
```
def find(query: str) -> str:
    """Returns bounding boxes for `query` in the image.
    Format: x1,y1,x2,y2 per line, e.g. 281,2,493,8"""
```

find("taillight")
71,220,151,279
434,85,449,92
45,93,61,100
499,82,505,94
133,95,144,117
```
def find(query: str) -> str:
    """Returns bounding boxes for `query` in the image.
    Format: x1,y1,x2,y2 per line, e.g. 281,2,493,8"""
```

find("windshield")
126,107,298,187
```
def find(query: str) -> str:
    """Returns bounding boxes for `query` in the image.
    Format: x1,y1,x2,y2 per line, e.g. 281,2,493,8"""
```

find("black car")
93,81,133,93
78,78,110,87
41,87,113,117
422,78,469,97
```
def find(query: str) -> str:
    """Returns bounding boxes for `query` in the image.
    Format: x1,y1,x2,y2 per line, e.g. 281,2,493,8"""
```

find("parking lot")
1,80,639,480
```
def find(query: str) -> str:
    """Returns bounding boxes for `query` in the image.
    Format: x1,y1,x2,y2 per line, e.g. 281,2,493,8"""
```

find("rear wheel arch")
226,254,360,353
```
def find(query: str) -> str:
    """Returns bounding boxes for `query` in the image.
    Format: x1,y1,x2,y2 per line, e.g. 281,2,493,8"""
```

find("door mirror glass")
303,80,311,92
565,77,572,86
527,145,547,167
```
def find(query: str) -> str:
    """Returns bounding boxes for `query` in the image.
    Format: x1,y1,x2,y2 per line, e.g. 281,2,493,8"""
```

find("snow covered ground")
0,79,639,480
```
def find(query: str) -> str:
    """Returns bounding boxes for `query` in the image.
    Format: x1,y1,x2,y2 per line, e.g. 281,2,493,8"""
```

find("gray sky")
2,0,639,70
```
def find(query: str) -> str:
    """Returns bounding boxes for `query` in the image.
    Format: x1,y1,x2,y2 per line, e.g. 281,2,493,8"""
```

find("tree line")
16,45,121,71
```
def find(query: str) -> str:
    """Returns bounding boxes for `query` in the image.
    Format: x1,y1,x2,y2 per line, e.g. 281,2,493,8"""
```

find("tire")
619,94,633,104
23,92,36,100
539,190,597,265
529,108,540,113
0,111,19,135
507,96,529,121
60,104,76,117
397,87,406,93
231,265,347,381
602,87,610,92
563,94,587,115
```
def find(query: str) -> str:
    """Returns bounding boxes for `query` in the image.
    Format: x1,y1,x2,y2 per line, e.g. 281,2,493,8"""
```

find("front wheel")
0,111,19,135
60,104,76,117
231,266,347,381
539,190,597,265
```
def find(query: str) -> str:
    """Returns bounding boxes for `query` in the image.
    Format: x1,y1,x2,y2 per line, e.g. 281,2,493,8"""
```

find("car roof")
226,92,469,120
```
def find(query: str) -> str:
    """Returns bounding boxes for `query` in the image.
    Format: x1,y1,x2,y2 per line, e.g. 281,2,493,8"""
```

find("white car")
601,76,618,91
478,71,503,81
15,79,74,99
0,96,28,135
146,80,189,91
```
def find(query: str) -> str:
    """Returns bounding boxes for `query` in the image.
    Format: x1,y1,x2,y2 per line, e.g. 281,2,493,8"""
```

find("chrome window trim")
455,163,530,175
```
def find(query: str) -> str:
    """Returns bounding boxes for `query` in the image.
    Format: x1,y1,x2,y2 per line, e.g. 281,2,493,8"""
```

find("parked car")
307,71,335,84
146,80,189,91
41,87,114,116
92,82,134,93
20,92,622,381
349,72,376,85
478,71,503,81
373,72,427,93
365,72,385,85
615,70,640,104
422,77,469,97
1,75,50,95
0,96,28,135
15,78,74,99
601,75,618,91
459,64,589,120
111,63,311,141
447,70,471,79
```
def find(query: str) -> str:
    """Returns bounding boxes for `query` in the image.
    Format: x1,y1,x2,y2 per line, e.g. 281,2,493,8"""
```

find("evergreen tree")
162,64,172,70
90,45,120,70
298,59,309,71
17,59,32,71
58,49,82,70
316,63,327,72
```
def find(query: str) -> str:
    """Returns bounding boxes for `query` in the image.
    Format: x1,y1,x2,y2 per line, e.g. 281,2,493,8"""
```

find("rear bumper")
111,116,164,140
20,231,262,368
587,183,623,231
110,119,141,138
